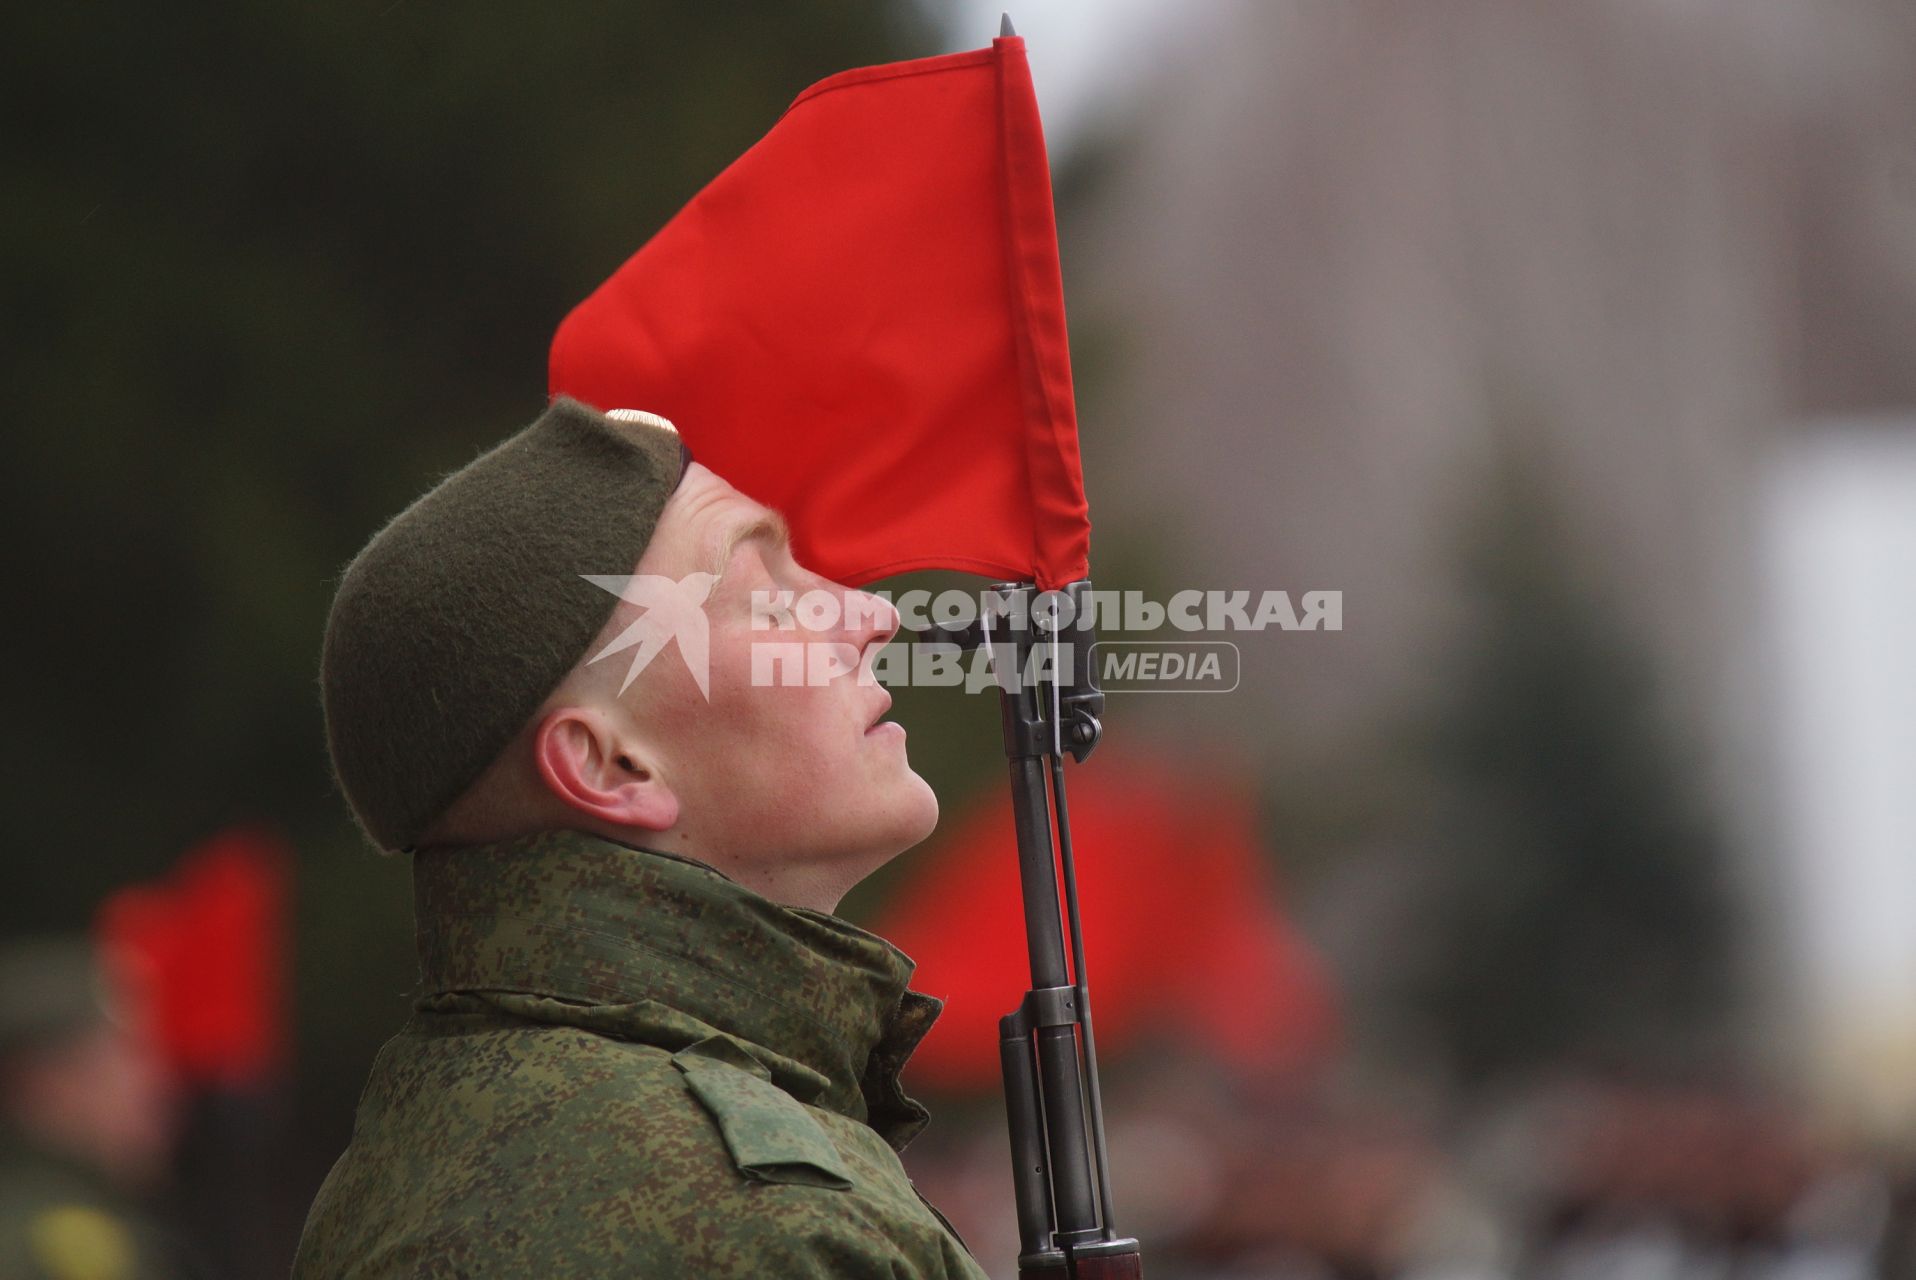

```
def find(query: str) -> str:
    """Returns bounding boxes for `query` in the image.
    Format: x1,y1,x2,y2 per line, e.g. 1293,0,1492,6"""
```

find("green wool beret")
320,396,690,853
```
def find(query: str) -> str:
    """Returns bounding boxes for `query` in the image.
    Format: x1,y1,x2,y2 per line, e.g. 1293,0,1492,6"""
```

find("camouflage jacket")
293,831,989,1278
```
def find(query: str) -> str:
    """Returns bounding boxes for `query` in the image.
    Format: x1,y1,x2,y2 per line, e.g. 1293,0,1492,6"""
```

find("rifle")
917,576,1143,1279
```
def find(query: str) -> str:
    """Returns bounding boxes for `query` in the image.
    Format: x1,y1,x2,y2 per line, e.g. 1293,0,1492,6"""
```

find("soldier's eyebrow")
707,509,791,585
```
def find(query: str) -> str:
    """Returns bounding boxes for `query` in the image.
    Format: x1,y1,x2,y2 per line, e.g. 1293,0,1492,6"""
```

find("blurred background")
4,0,1914,1275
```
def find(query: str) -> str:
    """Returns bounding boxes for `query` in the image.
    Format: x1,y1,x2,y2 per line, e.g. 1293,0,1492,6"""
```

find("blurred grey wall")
1061,0,1916,1101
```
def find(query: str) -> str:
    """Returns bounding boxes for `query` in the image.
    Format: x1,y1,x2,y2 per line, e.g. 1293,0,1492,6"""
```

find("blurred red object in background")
94,825,292,1089
875,752,1340,1092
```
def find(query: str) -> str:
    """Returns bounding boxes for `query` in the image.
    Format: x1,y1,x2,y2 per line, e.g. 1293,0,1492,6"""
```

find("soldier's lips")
864,691,894,737
865,720,905,741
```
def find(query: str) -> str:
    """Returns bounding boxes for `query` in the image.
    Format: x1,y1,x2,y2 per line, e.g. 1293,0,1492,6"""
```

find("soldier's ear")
532,705,679,833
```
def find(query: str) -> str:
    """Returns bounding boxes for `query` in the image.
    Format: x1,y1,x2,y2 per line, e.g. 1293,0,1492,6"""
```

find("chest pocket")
672,1036,855,1190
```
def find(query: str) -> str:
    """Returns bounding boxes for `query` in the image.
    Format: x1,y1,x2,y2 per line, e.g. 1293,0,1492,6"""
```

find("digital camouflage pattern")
293,830,989,1278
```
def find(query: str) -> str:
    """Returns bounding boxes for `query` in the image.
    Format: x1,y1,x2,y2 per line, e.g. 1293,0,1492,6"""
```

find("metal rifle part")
965,581,1140,1278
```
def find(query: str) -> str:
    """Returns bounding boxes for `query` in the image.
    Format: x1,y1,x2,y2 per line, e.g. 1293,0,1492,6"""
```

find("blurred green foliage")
1411,443,1732,1083
1,0,933,1228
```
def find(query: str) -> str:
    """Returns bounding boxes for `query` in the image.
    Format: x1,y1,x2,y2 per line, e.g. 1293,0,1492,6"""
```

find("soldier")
297,398,989,1277
0,937,189,1280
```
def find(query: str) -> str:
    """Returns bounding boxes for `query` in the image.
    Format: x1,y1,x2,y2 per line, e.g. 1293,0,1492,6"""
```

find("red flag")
551,36,1090,589
94,826,292,1089
872,752,1342,1093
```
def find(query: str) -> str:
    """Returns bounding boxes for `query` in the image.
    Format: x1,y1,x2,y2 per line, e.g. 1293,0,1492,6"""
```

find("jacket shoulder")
296,1015,983,1278
296,1015,705,1275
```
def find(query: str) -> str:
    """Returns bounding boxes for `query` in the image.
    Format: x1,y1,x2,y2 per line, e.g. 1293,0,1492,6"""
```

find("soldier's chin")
890,771,940,850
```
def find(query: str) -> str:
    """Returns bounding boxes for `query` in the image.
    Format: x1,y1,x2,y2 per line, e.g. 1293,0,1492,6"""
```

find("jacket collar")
412,828,942,1148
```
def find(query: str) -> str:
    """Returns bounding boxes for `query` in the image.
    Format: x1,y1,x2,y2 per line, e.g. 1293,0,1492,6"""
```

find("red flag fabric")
551,36,1090,590
94,826,292,1089
871,752,1342,1093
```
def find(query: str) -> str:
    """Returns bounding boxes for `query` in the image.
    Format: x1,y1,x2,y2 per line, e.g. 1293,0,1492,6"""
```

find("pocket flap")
672,1040,854,1190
